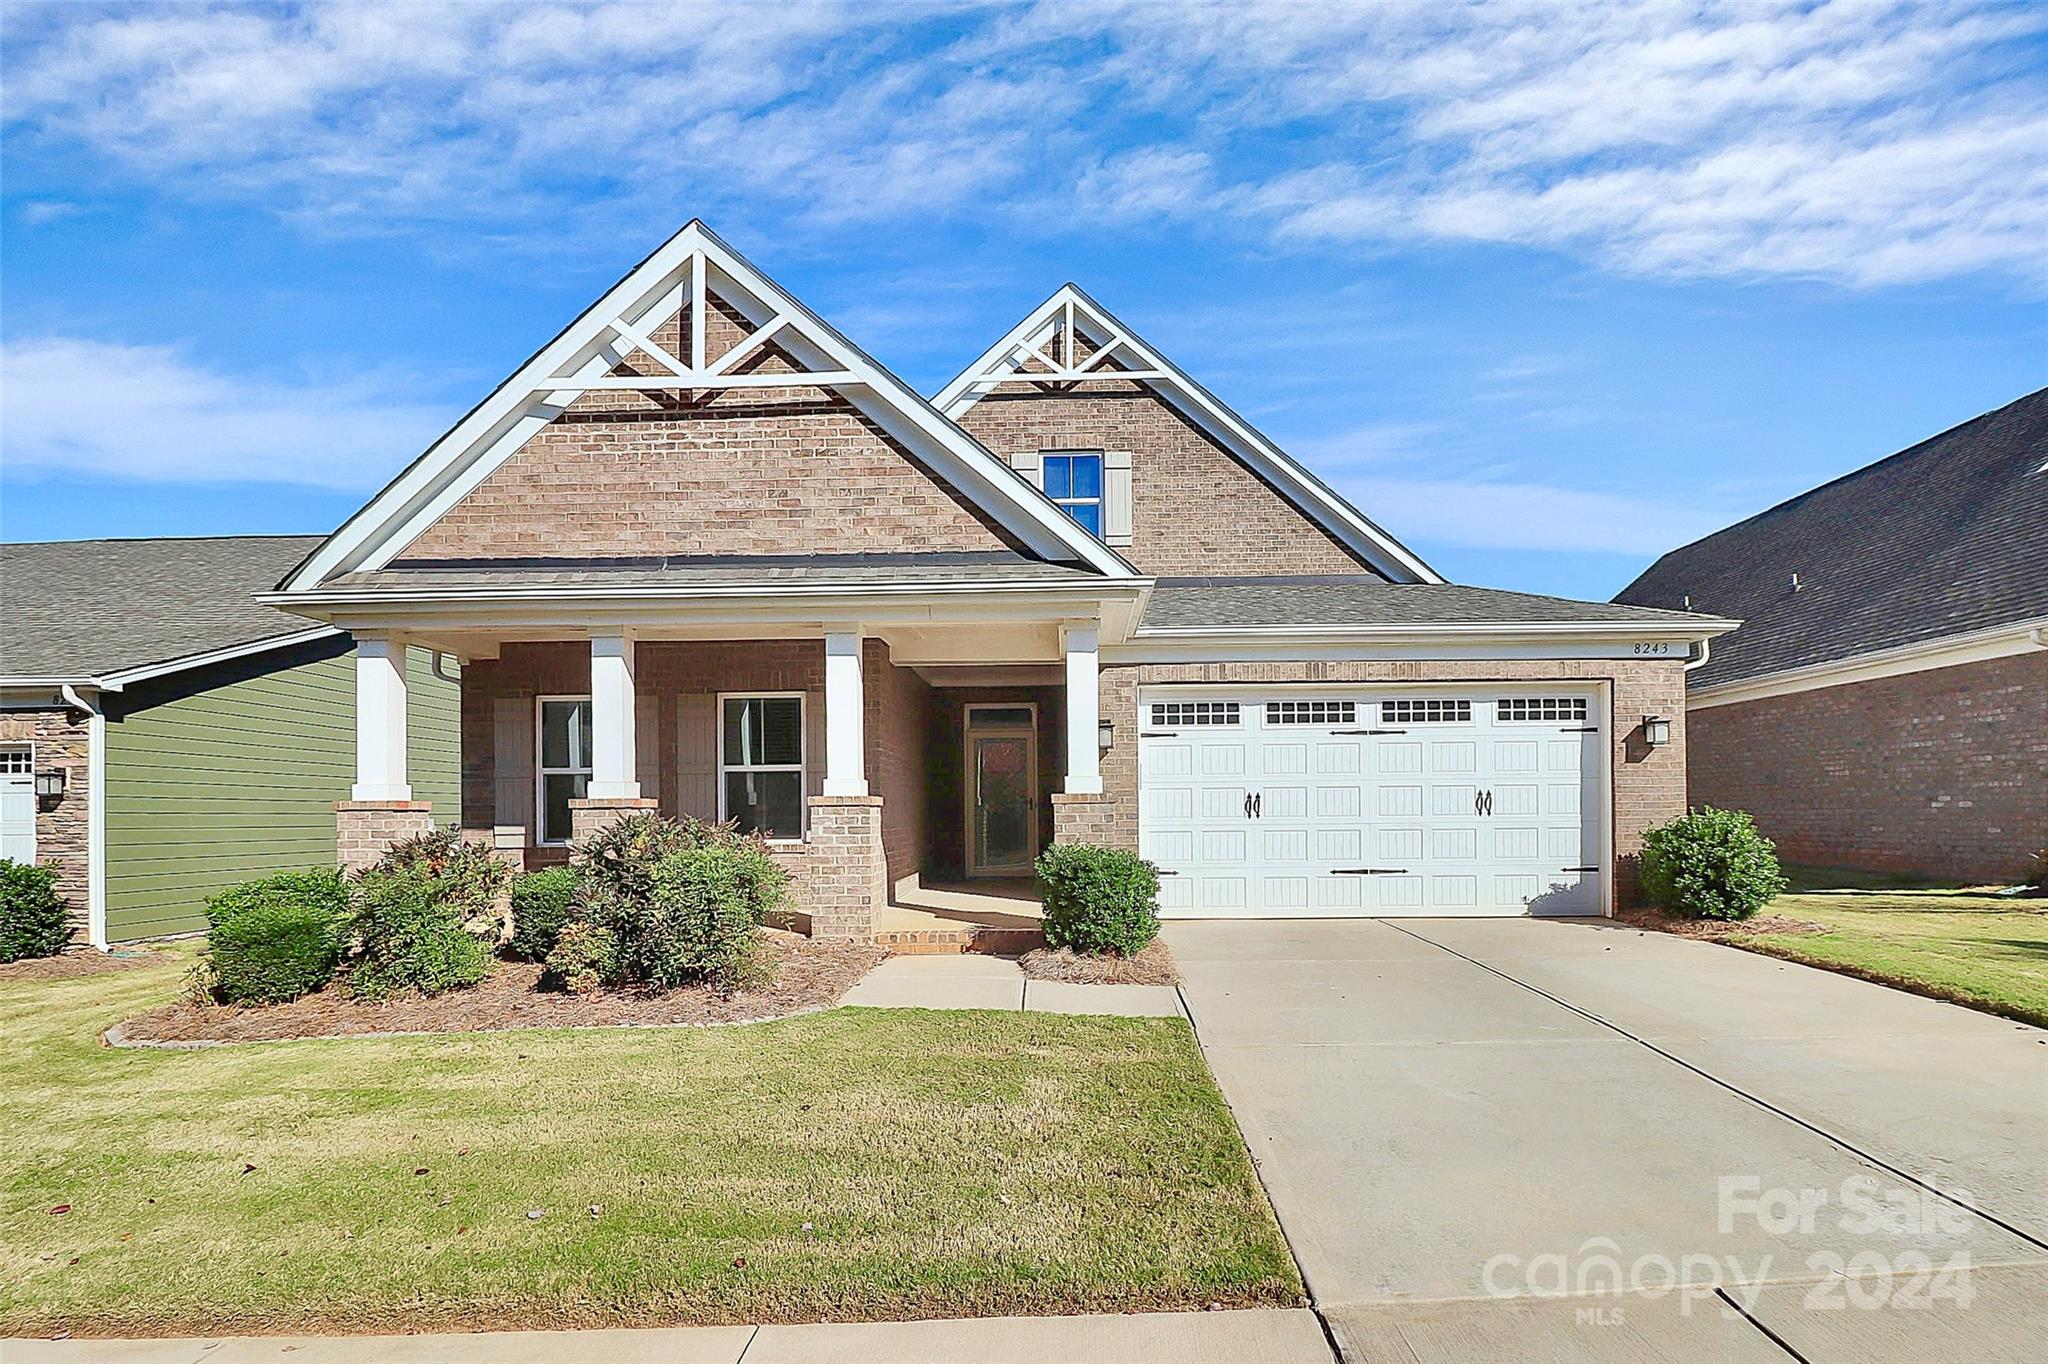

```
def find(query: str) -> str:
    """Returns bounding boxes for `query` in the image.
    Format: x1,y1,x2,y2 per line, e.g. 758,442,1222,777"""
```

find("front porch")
333,616,1123,945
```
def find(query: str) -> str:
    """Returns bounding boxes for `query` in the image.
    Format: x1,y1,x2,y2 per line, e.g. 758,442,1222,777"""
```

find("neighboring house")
267,220,1733,938
0,537,458,945
1617,388,2048,883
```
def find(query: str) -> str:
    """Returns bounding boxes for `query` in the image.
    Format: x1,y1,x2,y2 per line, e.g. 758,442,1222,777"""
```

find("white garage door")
1138,690,1605,918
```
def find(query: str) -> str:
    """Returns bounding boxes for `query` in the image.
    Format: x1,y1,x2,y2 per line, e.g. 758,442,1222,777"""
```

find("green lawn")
1,951,1299,1337
1728,889,2048,1027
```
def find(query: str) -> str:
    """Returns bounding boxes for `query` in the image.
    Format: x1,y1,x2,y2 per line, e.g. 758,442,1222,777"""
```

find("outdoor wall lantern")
34,768,67,803
1641,715,1672,747
1097,719,1115,752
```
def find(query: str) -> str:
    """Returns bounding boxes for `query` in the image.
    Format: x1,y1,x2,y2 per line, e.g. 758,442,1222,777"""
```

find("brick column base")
568,797,660,849
786,795,886,941
1051,792,1119,847
335,801,435,874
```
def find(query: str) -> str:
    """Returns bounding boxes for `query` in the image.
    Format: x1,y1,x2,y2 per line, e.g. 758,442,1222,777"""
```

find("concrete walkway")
840,953,1184,1017
6,1308,1333,1363
1168,917,2048,1363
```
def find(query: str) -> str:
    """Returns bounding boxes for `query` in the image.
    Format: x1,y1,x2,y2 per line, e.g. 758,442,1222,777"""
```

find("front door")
965,707,1037,878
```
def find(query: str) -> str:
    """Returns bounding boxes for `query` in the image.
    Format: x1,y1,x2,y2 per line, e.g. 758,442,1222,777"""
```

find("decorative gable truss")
281,223,1136,592
935,285,1444,585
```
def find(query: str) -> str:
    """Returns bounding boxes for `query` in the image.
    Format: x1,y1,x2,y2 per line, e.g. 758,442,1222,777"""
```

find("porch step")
878,925,1047,956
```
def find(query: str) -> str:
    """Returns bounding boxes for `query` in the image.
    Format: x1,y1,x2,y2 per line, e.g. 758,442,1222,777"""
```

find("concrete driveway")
1169,918,2048,1363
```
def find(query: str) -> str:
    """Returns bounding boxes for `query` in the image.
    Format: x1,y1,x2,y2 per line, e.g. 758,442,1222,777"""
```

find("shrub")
569,816,787,991
346,865,492,999
1640,807,1787,921
2025,848,2047,895
508,866,580,961
0,860,71,963
199,868,348,1003
373,827,512,938
1035,844,1161,956
542,921,619,995
574,811,726,902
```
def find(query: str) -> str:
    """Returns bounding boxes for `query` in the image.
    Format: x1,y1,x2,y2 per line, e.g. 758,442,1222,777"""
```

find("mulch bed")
0,946,173,983
110,930,884,1045
1017,939,1180,986
1613,909,1829,940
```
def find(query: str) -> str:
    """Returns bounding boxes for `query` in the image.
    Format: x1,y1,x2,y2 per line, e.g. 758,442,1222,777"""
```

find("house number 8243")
1632,642,1672,655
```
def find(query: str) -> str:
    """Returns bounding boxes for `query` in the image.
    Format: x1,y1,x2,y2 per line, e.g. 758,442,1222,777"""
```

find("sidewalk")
8,1307,1332,1363
840,953,1184,1016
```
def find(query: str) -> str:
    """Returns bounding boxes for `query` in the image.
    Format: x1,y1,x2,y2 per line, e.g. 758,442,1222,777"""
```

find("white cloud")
2,0,2043,284
17,199,83,225
0,337,454,490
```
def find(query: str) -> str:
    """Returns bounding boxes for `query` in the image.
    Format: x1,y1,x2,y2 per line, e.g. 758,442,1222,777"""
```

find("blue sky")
3,0,2044,600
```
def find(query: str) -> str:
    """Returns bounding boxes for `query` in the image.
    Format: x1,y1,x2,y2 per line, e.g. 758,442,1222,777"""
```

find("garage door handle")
1333,868,1409,875
1474,790,1493,816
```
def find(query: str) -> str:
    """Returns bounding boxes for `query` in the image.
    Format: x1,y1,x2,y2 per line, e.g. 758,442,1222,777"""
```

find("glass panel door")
969,733,1036,877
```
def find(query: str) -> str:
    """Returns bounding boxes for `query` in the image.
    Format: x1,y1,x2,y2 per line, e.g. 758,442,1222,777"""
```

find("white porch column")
822,628,868,797
588,632,641,800
351,632,412,802
1062,623,1103,795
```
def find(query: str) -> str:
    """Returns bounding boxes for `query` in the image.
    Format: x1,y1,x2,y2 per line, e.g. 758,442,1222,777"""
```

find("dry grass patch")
3,945,1299,1338
0,947,172,983
1019,941,1180,986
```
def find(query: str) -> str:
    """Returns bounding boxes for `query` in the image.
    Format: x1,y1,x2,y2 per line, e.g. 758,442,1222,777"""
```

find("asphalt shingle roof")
1614,388,2048,690
1141,576,1711,630
0,536,326,681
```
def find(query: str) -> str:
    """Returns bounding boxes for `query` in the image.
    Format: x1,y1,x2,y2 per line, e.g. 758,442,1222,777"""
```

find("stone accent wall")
0,707,90,933
1689,652,2048,883
394,298,1023,563
1094,658,1690,908
335,801,436,874
1051,793,1119,847
785,795,887,940
957,384,1373,578
568,797,660,847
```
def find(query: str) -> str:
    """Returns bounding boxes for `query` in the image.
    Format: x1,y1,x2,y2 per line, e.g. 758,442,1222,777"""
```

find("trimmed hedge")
1640,806,1787,921
200,869,349,1004
0,859,71,963
509,867,579,961
1035,843,1161,957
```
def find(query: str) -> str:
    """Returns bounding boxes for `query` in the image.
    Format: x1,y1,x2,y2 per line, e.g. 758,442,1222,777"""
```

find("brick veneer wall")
1051,793,1119,846
396,300,1023,563
867,640,931,889
785,796,887,940
1,707,90,929
335,801,436,874
1689,651,2048,883
957,384,1373,578
1091,658,1689,908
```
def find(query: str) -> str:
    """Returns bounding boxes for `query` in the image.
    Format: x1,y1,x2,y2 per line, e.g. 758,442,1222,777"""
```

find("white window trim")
1041,450,1105,537
717,691,808,843
535,694,592,847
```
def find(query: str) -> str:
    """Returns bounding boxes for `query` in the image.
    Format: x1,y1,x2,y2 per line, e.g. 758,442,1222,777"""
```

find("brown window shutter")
675,693,717,823
493,697,535,840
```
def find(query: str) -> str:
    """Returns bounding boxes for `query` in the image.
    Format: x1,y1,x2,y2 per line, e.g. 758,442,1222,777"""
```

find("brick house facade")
272,222,1731,942
0,707,92,925
1619,386,2047,884
1689,653,2047,883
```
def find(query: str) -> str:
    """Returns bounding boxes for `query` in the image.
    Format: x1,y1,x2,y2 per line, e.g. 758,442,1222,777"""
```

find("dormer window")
1042,451,1104,537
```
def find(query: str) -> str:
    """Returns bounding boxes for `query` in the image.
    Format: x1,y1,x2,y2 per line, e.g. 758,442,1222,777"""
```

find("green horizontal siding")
103,642,459,941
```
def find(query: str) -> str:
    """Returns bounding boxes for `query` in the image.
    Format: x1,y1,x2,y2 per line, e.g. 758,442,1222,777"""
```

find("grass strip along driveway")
1729,889,2048,1027
2,952,1299,1337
